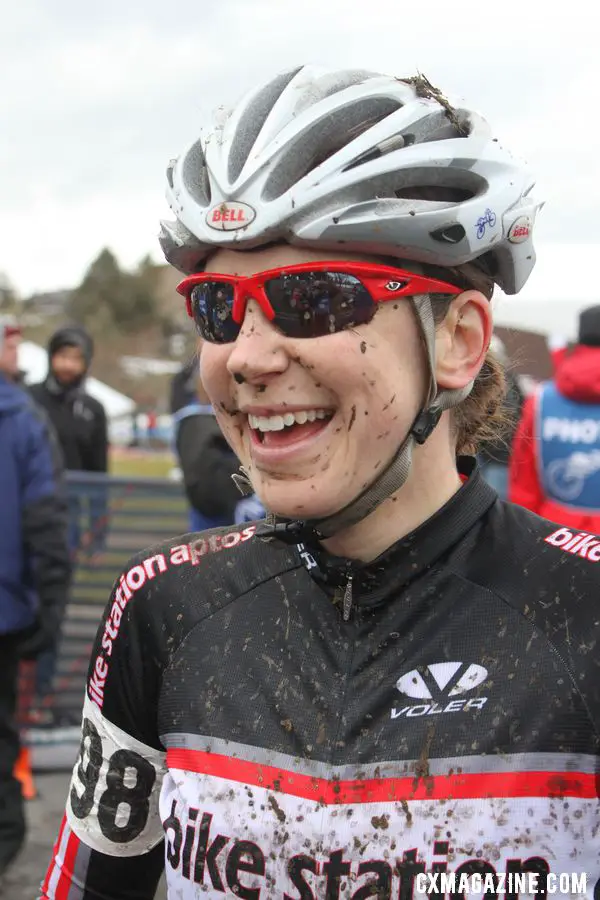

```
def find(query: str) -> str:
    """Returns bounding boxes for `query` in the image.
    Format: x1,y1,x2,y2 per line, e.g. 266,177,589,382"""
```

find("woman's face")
200,244,429,520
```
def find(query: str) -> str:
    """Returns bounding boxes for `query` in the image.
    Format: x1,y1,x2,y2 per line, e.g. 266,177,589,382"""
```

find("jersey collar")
297,457,497,609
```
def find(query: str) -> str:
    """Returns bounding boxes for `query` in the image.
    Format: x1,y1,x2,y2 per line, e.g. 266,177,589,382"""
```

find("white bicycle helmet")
160,66,543,538
161,65,541,294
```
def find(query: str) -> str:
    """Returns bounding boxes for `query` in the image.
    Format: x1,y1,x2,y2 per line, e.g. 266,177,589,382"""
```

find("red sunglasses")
177,261,462,344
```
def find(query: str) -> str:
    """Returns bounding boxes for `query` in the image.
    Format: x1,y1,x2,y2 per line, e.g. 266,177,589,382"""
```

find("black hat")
578,305,600,348
170,355,199,415
48,325,94,368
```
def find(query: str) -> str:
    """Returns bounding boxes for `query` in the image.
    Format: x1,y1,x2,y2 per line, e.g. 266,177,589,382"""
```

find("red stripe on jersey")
40,813,68,897
168,748,598,803
55,823,81,900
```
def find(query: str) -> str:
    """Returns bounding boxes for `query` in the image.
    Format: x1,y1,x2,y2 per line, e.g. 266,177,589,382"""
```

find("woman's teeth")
248,409,330,432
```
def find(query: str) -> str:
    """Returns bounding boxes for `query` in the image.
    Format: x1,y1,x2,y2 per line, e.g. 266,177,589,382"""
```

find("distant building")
495,326,552,386
25,290,71,316
120,356,182,378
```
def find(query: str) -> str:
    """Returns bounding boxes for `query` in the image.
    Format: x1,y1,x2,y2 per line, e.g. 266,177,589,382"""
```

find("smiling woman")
196,244,466,537
42,66,600,900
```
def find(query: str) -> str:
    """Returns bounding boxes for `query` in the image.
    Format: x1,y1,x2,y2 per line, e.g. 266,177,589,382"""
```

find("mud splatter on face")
219,401,238,417
348,405,357,432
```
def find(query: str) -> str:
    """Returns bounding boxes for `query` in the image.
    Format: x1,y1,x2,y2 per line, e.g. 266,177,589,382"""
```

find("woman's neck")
321,434,463,562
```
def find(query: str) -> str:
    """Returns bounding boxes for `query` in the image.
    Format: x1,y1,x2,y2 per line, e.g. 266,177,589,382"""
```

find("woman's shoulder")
86,522,301,715
461,499,600,652
113,521,299,618
490,500,600,575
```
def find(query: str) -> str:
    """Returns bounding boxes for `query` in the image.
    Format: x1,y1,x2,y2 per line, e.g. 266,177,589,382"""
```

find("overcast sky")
1,0,598,306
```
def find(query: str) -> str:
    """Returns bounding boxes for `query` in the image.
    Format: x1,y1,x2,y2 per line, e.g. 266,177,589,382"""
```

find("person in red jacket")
509,304,600,530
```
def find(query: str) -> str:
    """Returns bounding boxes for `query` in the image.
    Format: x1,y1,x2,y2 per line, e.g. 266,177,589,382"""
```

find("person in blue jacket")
170,356,265,530
0,316,71,880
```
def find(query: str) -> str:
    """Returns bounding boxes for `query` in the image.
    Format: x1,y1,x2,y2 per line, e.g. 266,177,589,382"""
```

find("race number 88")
70,717,156,842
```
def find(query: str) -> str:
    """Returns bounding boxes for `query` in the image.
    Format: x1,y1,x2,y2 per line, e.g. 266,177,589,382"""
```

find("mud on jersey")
42,465,600,899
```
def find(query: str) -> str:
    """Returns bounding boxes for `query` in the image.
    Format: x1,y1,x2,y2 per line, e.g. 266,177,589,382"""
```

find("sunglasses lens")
264,271,375,338
189,283,239,343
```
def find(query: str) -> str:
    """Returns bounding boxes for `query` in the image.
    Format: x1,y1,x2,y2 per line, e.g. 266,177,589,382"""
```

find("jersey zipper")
342,573,354,622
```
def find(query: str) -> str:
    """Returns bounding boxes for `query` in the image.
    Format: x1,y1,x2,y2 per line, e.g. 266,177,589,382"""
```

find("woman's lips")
248,414,335,462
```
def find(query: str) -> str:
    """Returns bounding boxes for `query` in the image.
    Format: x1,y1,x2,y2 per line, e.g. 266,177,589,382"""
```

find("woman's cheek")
214,411,244,455
200,344,229,393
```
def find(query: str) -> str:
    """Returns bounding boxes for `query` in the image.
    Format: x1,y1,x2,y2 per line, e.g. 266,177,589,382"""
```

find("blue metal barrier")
20,470,189,770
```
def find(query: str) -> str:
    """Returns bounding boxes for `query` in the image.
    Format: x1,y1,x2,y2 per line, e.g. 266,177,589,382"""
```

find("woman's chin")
256,477,346,523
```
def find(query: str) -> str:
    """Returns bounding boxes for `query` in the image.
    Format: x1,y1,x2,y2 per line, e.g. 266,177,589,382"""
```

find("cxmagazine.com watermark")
415,872,588,896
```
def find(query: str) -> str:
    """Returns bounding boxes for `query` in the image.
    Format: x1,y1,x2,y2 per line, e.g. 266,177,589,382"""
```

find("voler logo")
391,661,489,719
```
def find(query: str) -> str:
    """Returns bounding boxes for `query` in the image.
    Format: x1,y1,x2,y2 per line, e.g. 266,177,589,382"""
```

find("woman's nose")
226,299,290,386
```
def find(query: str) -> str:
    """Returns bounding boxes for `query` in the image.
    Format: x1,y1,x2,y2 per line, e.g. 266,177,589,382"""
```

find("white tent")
19,341,135,420
493,243,598,340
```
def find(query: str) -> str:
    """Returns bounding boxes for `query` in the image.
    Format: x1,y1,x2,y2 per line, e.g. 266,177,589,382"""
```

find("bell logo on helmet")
206,201,256,232
507,215,531,244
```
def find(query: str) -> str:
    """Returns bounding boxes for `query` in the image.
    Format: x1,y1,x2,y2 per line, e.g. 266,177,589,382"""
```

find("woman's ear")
435,291,493,390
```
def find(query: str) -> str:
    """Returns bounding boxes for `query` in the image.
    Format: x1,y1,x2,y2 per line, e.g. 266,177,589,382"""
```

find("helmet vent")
343,132,408,172
430,224,466,244
262,97,401,201
394,184,475,202
166,160,175,189
343,110,471,174
182,139,212,207
227,67,304,184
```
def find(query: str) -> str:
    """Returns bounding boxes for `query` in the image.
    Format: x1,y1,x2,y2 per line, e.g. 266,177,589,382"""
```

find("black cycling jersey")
42,460,600,899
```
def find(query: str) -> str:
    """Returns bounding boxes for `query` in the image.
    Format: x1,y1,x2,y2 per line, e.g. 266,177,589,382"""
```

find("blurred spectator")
478,334,525,499
30,325,108,474
170,354,198,417
147,408,158,445
0,318,71,879
510,305,600,531
129,406,141,448
30,325,109,555
0,314,22,383
171,356,265,530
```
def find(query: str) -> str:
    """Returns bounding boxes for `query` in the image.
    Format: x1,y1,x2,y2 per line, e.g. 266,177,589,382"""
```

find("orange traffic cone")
14,746,37,801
